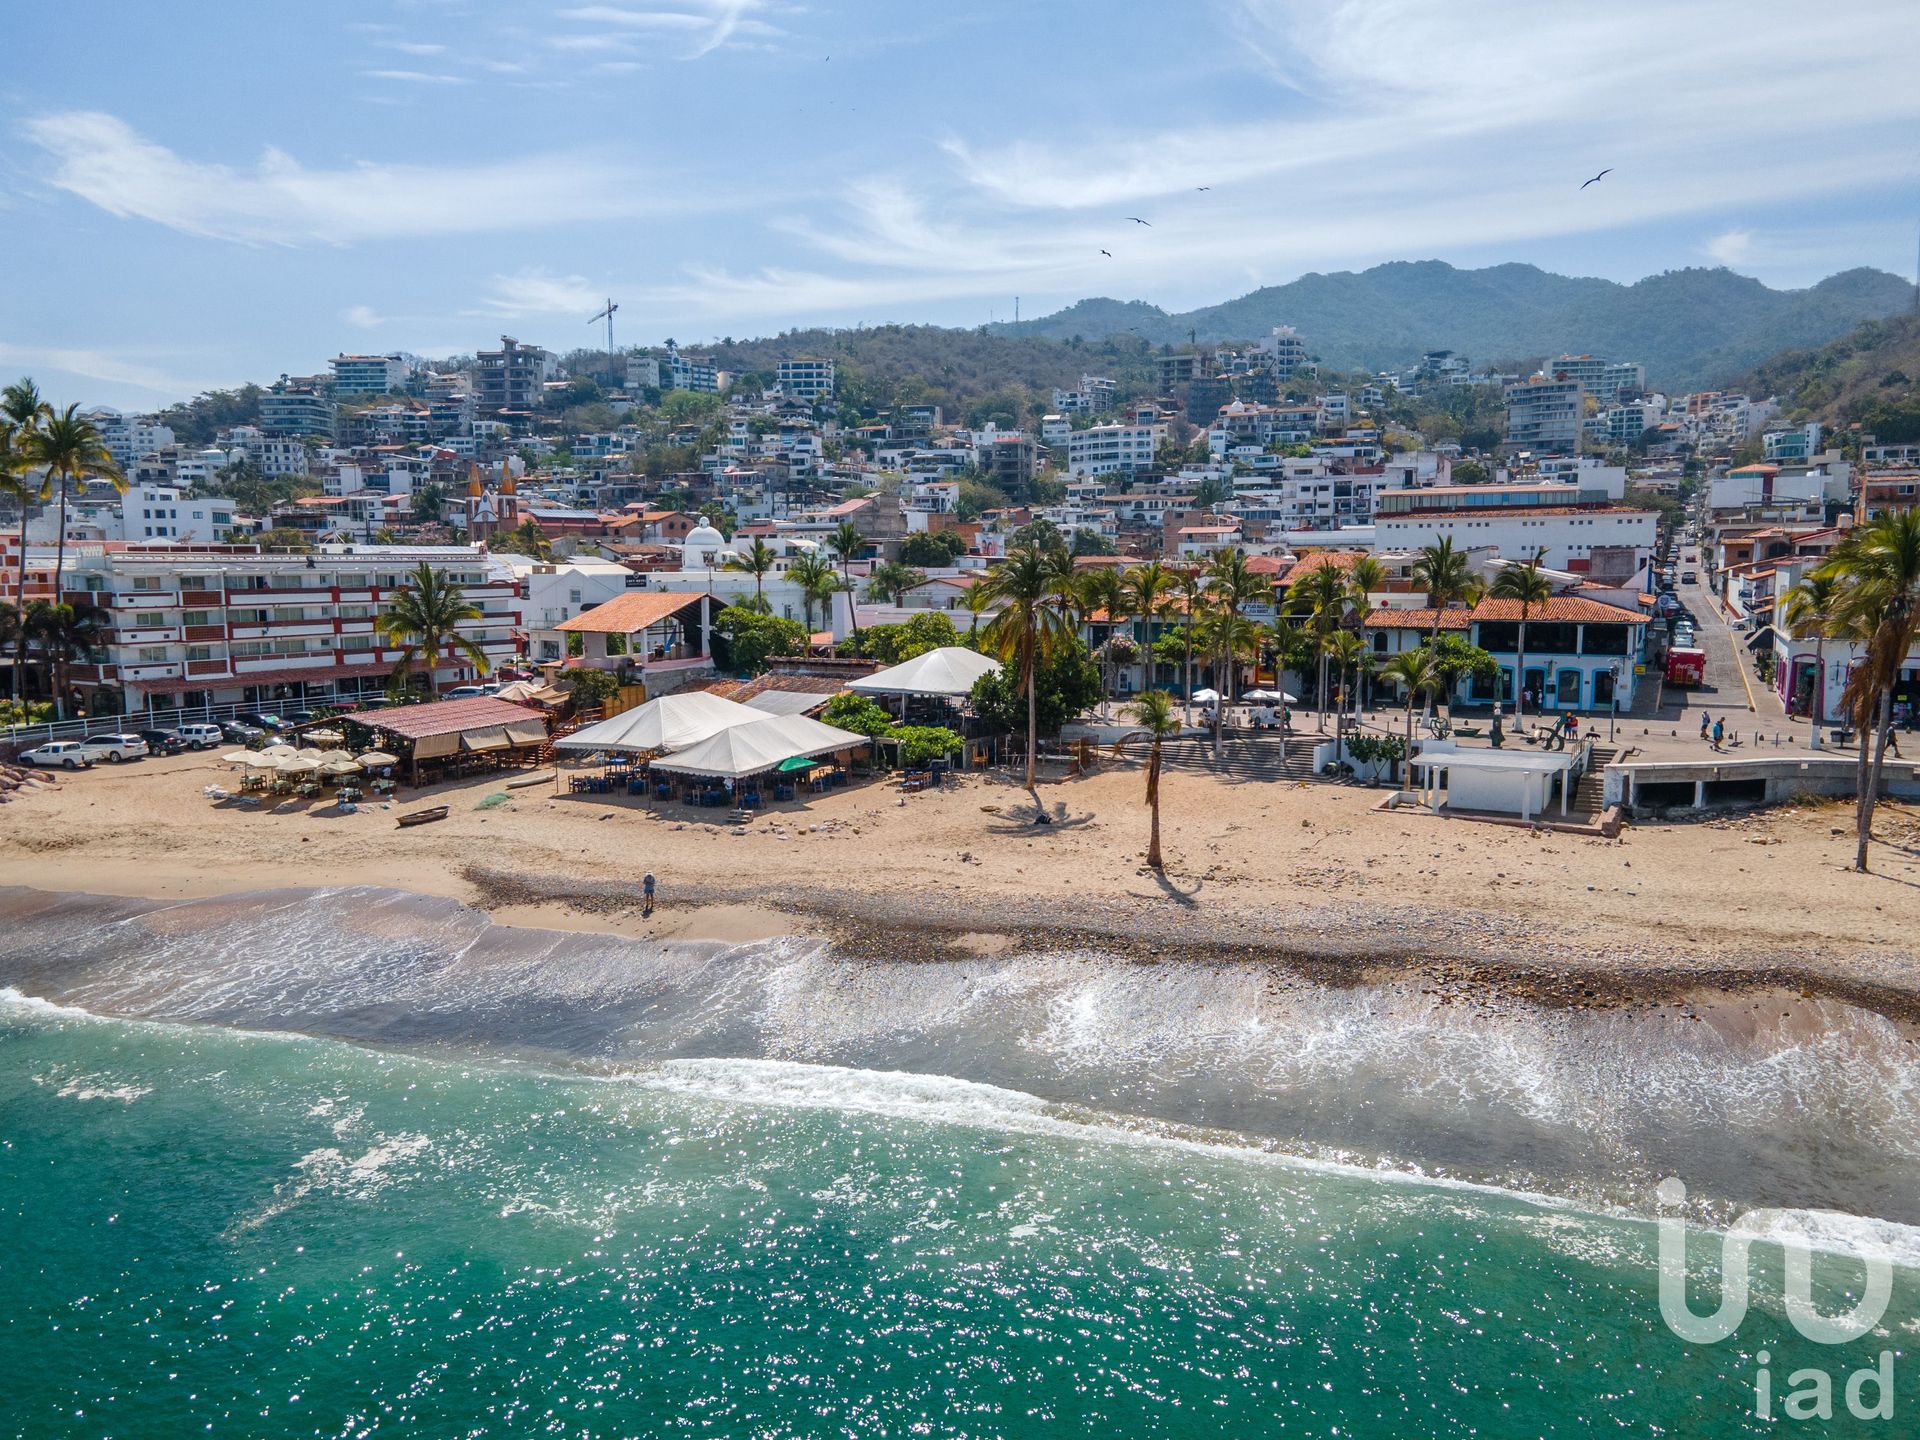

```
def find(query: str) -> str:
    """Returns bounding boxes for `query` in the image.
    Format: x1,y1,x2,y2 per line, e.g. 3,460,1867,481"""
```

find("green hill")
992,261,1916,392
1748,310,1920,443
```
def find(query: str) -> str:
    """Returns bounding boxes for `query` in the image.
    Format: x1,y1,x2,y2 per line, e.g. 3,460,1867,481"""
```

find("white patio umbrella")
317,753,363,776
1243,689,1300,704
306,728,345,745
279,756,322,777
1191,688,1220,705
355,750,400,767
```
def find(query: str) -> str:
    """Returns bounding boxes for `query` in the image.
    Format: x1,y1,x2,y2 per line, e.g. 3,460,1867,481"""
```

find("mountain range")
989,261,1918,392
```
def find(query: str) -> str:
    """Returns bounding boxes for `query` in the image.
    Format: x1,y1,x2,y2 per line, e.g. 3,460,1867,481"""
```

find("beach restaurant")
1406,742,1581,821
356,696,552,784
553,691,866,805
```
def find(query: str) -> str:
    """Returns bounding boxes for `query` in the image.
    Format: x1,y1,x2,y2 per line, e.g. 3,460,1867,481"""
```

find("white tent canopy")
848,646,1002,698
555,691,762,755
650,713,867,779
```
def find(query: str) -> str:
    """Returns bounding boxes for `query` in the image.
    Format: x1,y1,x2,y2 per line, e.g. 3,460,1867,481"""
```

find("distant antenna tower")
588,297,619,380
1015,295,1020,325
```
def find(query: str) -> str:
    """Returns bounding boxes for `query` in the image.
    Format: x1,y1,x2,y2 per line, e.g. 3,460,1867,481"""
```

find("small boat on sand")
396,804,450,828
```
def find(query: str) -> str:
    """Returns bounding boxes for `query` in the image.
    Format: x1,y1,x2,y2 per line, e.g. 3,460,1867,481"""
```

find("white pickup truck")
17,738,116,769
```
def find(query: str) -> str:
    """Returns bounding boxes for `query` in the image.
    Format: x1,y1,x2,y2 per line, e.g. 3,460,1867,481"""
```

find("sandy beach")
4,746,1918,1014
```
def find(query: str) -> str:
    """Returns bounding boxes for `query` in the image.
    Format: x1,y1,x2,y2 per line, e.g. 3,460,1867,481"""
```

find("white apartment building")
227,427,312,479
330,353,411,396
506,555,636,630
118,483,236,543
1258,326,1310,380
662,352,720,394
1546,356,1645,404
775,358,835,401
52,544,522,717
1505,376,1584,453
1065,422,1166,477
1374,486,1657,575
85,409,176,470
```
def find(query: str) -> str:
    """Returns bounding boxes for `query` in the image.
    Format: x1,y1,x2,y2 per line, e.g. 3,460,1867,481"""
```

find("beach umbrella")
777,755,821,773
306,728,345,745
1243,689,1300,704
257,743,299,761
355,750,399,766
295,747,330,763
1191,688,1220,704
221,750,258,764
279,756,321,777
242,752,289,771
317,753,363,776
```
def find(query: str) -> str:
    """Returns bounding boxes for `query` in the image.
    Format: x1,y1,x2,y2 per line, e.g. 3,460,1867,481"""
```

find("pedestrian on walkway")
1710,717,1725,751
1699,712,1711,741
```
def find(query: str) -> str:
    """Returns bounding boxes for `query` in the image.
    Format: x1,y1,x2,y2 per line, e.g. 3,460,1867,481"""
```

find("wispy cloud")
0,340,210,402
362,68,470,85
474,269,605,318
343,304,387,328
20,111,681,245
1706,229,1754,268
376,40,448,56
554,0,785,59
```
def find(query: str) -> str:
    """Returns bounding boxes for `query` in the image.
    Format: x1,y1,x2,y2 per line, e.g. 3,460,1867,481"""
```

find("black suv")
138,728,188,754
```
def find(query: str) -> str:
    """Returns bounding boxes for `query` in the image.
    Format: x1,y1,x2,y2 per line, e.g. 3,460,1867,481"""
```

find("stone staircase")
1571,744,1617,819
1155,732,1322,783
535,708,601,764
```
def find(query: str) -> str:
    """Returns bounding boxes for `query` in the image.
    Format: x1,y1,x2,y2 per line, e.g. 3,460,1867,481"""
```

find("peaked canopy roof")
847,646,1002,698
649,713,867,779
555,690,761,754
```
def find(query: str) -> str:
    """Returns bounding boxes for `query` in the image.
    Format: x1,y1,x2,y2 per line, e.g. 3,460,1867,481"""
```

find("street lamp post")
1608,661,1620,742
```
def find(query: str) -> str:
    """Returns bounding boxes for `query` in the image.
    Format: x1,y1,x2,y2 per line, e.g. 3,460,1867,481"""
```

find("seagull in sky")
1126,216,1151,226
1196,186,1211,191
1580,168,1612,189
1100,249,1113,258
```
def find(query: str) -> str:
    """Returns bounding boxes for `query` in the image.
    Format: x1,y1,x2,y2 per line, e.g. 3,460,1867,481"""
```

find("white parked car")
90,733,150,762
443,683,501,699
176,723,225,749
18,739,109,769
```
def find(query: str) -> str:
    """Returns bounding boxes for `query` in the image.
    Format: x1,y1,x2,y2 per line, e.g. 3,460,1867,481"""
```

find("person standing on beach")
643,872,656,917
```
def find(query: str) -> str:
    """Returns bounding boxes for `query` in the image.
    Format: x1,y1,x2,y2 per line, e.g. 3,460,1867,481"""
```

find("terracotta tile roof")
552,590,709,634
1473,595,1648,625
364,697,546,740
1288,550,1369,573
1362,607,1473,631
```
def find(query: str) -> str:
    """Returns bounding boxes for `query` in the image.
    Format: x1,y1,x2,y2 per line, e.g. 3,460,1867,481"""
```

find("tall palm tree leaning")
1204,547,1272,757
979,541,1074,791
1488,550,1553,723
1780,568,1842,751
3,380,52,701
725,536,778,613
375,561,489,696
1076,566,1127,714
1412,537,1478,645
786,551,839,639
1818,511,1920,872
26,405,123,609
1115,689,1181,870
1379,646,1441,779
829,519,865,652
1323,629,1372,758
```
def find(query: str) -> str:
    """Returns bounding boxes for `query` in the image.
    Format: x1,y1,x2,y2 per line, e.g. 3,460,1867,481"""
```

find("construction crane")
588,298,619,383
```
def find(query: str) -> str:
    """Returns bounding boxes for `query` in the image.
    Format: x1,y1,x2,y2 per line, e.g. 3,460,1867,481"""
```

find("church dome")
681,520,726,571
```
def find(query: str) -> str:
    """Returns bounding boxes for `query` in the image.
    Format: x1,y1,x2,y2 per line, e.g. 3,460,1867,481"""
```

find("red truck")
1665,647,1707,686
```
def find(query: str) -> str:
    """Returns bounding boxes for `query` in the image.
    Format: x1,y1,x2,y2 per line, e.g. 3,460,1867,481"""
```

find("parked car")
221,720,265,742
19,739,105,769
237,711,285,731
138,728,188,754
176,723,225,749
279,708,318,726
443,683,500,700
90,733,150,762
1681,570,1698,584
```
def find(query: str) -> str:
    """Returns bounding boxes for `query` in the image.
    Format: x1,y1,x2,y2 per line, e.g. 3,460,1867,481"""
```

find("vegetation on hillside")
1748,311,1920,444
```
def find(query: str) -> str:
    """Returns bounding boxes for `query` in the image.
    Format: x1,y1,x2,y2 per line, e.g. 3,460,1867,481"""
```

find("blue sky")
4,0,1917,410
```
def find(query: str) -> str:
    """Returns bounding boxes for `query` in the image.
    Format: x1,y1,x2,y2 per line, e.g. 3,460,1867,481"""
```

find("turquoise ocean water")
3,888,1917,1436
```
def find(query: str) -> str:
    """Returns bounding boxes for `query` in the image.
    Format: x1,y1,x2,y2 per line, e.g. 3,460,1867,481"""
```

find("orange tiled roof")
1362,607,1473,631
552,590,709,634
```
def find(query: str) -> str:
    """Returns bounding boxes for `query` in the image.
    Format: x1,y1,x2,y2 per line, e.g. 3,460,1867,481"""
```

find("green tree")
899,530,965,566
711,604,805,675
26,403,124,608
787,550,841,637
888,724,962,767
969,634,1097,752
725,536,778,611
863,560,924,605
23,600,108,719
1488,550,1553,718
1411,537,1479,644
820,692,894,738
1450,459,1489,485
1076,566,1128,708
1,379,53,701
1815,511,1920,872
411,480,448,525
1781,568,1844,745
1117,689,1181,870
1289,560,1351,731
375,561,489,694
1428,632,1501,713
830,519,866,652
1379,646,1443,765
492,518,552,559
566,667,622,713
978,542,1078,788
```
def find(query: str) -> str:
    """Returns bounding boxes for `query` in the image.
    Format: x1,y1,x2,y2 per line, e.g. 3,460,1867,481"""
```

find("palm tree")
725,536,778,612
1348,554,1387,599
25,601,108,719
830,520,865,651
1172,567,1205,721
1203,548,1271,754
961,577,995,639
1817,512,1920,872
863,560,924,606
375,561,489,695
786,551,840,638
1077,566,1127,711
1411,537,1477,643
26,405,123,609
979,542,1075,790
1196,603,1263,751
1379,645,1442,770
1290,561,1351,732
1117,689,1181,870
1321,630,1372,757
2,413,52,703
495,517,552,560
1489,550,1553,721
1781,568,1842,749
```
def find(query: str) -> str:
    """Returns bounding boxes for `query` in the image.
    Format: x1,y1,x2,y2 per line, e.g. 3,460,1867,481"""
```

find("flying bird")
1196,186,1211,192
1100,249,1113,258
1580,168,1612,189
1126,216,1151,226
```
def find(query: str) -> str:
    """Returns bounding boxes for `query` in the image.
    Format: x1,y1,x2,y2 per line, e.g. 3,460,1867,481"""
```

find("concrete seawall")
1605,755,1920,816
